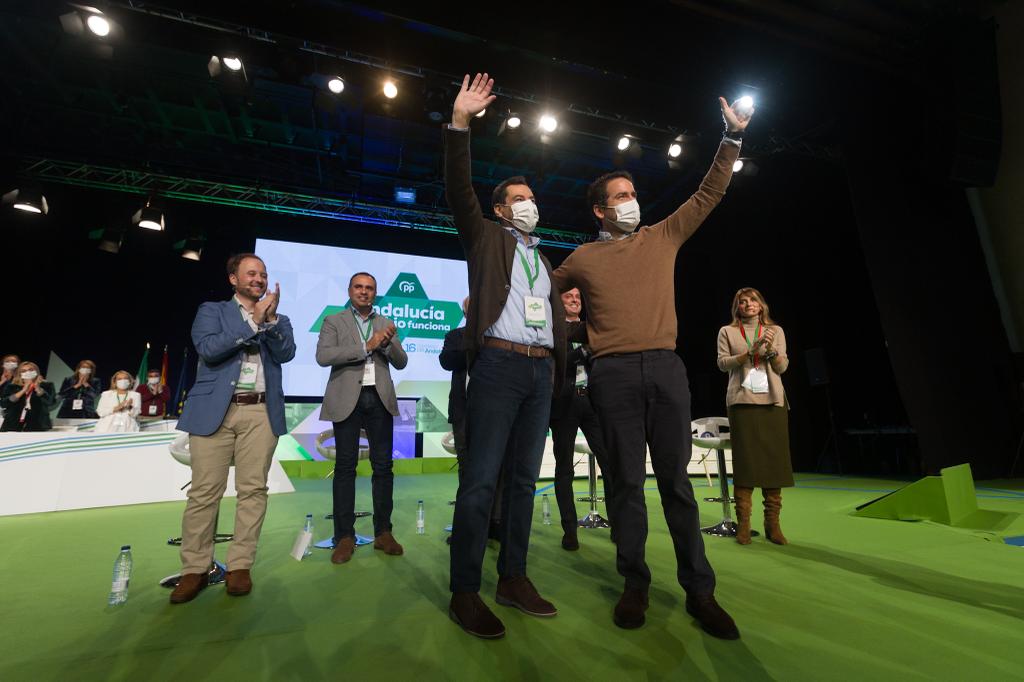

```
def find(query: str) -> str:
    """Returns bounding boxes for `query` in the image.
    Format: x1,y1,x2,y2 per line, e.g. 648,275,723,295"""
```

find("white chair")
573,437,611,529
690,417,753,539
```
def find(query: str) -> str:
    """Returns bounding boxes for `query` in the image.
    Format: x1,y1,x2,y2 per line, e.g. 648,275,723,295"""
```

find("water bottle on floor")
108,545,133,606
542,494,551,525
417,500,425,535
303,514,315,557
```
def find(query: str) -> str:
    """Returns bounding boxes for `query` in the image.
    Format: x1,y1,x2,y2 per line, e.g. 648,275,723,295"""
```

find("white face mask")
3,361,17,371
506,200,539,233
21,371,38,381
116,379,131,390
78,367,92,376
147,376,160,385
605,199,641,233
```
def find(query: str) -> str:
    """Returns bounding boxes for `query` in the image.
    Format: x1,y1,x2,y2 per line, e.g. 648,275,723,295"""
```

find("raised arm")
315,315,367,368
717,326,748,371
768,326,789,374
191,302,257,366
444,73,497,250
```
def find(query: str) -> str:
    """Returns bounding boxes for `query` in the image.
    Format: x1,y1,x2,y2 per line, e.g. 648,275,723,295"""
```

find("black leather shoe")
561,533,579,551
685,593,740,640
613,587,649,629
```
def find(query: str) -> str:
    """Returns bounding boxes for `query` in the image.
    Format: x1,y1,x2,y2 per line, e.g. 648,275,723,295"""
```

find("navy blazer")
177,299,296,437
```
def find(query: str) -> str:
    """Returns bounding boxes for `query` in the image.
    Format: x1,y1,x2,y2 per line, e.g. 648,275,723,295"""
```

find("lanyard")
116,392,128,405
739,322,763,369
352,309,373,342
515,245,541,293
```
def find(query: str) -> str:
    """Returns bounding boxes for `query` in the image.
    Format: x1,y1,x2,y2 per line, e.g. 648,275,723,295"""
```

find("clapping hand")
253,283,280,324
452,73,496,128
719,97,754,132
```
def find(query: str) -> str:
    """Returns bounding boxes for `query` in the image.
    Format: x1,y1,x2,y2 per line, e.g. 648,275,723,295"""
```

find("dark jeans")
588,350,716,595
453,417,504,524
332,387,394,540
450,346,552,593
550,388,615,534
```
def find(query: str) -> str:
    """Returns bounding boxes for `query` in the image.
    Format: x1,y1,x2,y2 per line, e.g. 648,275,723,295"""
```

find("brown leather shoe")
373,531,404,556
331,536,356,564
495,576,557,617
169,572,208,604
225,569,252,596
613,587,649,629
449,592,505,639
685,593,740,640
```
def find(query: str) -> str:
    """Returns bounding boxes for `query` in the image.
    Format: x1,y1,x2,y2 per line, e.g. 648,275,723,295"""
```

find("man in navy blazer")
171,252,296,604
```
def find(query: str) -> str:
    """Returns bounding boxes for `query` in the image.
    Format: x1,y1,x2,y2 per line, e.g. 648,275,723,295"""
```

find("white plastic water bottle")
416,500,425,535
542,494,551,525
108,545,132,606
303,514,315,557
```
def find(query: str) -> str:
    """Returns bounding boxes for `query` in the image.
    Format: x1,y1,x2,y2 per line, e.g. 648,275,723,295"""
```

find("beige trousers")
179,403,278,573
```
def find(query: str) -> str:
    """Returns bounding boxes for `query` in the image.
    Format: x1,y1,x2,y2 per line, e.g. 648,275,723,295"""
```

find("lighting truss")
17,158,591,249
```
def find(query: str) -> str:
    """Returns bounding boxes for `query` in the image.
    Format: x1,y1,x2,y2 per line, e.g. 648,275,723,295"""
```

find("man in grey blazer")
316,272,408,563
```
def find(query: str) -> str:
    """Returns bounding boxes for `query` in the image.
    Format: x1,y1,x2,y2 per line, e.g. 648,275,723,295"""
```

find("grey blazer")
315,309,408,422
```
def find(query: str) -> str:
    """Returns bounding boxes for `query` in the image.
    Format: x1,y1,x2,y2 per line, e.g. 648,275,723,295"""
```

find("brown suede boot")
733,486,754,545
763,488,789,545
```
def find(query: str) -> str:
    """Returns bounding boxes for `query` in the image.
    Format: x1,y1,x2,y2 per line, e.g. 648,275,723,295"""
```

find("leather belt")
482,336,552,358
231,392,266,405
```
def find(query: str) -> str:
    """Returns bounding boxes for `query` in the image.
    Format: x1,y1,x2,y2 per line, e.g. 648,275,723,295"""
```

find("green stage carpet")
2,473,1023,680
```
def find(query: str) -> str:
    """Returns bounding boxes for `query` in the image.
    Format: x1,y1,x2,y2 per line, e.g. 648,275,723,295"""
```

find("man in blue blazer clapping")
170,252,296,604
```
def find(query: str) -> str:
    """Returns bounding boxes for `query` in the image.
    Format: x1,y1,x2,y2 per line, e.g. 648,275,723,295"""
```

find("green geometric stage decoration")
853,463,1018,531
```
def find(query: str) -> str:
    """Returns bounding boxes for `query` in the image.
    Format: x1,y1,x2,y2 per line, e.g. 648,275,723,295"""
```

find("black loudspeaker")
805,348,830,387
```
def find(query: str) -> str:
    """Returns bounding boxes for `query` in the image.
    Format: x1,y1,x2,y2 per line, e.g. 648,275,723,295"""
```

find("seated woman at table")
716,287,793,545
1,354,20,417
1,361,57,432
94,370,142,433
57,359,101,419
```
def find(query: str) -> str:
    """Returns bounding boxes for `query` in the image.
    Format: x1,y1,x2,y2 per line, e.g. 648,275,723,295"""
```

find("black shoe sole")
448,607,506,639
494,594,558,617
612,612,645,629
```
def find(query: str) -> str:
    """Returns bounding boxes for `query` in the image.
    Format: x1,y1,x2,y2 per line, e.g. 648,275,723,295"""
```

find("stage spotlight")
507,114,521,129
476,109,486,118
539,115,558,133
667,142,682,158
735,95,755,118
383,80,398,99
207,55,246,80
223,57,242,71
132,200,164,231
617,136,631,151
96,227,125,254
176,235,205,261
327,77,345,94
87,14,110,36
2,188,48,215
733,159,744,173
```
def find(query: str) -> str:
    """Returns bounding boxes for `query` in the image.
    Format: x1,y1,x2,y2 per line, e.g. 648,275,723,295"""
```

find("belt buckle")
526,344,532,358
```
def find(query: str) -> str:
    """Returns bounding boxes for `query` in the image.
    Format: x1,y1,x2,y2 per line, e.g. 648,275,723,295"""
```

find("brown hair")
226,253,264,276
12,361,42,387
730,287,776,327
76,359,97,375
109,370,134,390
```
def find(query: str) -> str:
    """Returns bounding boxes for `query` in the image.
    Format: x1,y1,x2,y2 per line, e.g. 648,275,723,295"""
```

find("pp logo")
399,281,416,294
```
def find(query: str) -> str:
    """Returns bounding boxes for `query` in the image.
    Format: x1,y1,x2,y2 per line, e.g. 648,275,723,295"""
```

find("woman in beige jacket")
716,287,793,545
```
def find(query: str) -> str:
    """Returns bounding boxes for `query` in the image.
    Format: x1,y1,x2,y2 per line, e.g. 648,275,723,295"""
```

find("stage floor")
2,473,1023,680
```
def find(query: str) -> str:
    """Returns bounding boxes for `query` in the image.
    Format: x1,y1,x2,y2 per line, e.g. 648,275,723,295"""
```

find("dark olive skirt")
727,403,794,488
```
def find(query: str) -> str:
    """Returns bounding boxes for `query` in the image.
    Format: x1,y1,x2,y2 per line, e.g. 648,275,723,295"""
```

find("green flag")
135,344,150,388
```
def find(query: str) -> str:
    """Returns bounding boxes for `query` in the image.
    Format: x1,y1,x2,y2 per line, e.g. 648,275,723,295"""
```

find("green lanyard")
352,309,373,342
516,245,541,293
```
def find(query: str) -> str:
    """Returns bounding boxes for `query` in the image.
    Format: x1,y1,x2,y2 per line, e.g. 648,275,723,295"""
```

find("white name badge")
575,364,588,386
237,361,258,391
361,358,376,386
72,399,84,411
524,295,547,328
148,404,158,415
742,367,770,394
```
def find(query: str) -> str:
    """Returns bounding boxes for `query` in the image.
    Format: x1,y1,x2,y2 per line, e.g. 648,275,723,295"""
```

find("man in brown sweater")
552,97,753,640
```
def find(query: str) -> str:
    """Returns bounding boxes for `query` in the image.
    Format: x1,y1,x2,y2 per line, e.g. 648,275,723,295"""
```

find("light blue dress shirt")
484,228,554,348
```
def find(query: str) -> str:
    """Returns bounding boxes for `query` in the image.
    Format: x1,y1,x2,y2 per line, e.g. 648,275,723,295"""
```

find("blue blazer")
177,299,296,437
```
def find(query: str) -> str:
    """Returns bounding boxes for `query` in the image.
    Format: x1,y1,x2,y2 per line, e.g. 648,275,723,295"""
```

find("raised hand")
253,285,279,324
265,283,281,321
452,73,496,128
719,97,754,132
